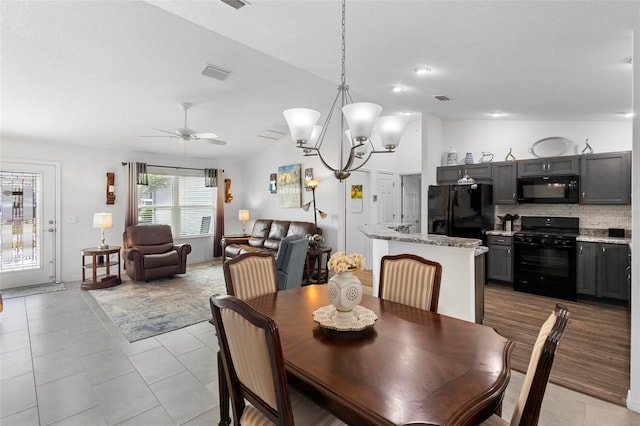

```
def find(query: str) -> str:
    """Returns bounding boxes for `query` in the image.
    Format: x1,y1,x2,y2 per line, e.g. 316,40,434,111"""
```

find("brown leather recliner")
123,224,192,281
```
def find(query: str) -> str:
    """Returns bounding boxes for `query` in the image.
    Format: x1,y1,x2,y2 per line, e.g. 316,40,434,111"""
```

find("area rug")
2,282,67,299
89,264,226,342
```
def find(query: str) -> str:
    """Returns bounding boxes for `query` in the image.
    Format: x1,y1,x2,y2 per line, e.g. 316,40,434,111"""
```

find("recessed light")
489,112,505,117
414,67,432,75
620,111,635,118
392,85,406,93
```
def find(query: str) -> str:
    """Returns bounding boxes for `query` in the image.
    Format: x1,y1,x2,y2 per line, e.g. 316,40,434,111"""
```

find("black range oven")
513,216,579,301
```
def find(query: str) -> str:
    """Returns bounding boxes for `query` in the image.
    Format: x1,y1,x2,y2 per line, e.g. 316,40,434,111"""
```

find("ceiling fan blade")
200,138,227,146
192,132,220,139
153,128,180,136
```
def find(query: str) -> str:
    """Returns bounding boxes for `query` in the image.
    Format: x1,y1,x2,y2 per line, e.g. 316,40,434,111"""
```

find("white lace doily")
312,305,377,331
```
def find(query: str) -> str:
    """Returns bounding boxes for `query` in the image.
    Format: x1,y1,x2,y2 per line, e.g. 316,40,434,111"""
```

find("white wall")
442,120,632,164
628,23,640,413
242,120,422,253
1,138,244,282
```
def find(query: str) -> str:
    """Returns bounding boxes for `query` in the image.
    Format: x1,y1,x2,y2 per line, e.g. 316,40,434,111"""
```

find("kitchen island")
358,224,486,323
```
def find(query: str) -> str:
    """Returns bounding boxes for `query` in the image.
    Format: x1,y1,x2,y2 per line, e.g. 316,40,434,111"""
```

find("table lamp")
238,209,250,235
93,212,113,249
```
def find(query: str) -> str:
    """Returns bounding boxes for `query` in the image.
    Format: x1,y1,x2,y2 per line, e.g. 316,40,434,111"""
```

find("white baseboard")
627,390,640,413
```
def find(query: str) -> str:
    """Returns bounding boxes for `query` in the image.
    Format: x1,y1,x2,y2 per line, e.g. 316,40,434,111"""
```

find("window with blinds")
137,167,215,238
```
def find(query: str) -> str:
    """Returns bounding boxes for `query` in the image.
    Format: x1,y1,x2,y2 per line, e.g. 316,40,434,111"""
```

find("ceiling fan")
141,103,227,145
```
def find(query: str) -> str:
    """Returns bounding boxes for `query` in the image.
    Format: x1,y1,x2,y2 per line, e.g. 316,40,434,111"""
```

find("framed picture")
304,168,313,191
351,184,363,199
269,173,277,194
278,164,302,208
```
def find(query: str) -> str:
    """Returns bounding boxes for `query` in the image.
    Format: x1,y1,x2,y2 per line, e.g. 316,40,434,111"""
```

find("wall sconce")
238,209,250,235
225,179,233,203
106,172,115,204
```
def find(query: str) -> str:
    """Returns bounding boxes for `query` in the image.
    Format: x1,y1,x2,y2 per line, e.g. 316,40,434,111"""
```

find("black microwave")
517,176,579,204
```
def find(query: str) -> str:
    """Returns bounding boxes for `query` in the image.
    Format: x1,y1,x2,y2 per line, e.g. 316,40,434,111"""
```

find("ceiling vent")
434,95,451,101
201,63,232,81
258,125,288,141
220,0,250,10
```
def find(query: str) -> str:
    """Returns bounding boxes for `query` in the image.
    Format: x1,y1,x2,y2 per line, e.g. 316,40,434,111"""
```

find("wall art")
278,164,301,208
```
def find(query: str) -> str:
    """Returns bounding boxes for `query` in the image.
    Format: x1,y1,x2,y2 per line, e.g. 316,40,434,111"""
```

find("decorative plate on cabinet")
528,137,573,158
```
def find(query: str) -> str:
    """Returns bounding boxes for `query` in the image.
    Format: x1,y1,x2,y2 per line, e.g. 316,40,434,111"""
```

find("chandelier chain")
341,0,346,86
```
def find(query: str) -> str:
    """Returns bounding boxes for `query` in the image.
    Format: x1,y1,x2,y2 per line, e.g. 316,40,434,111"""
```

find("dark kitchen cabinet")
487,235,513,283
577,242,597,296
580,151,631,205
577,241,630,301
436,163,492,184
492,162,517,204
517,156,580,177
436,165,463,184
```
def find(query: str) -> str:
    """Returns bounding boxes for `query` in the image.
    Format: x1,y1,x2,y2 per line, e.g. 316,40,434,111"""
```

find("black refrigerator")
428,184,494,241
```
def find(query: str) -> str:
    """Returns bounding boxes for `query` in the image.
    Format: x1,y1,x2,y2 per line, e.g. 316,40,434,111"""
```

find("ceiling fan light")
375,115,411,150
283,108,321,144
342,102,382,141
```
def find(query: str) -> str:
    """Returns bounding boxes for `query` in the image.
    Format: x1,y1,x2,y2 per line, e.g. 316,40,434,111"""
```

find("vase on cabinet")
465,152,474,164
327,270,362,319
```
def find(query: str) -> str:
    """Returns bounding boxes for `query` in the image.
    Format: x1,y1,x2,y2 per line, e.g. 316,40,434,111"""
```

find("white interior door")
345,171,372,269
402,174,422,233
1,161,58,289
378,171,395,224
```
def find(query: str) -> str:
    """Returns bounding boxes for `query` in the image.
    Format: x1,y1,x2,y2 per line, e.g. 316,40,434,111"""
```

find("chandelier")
283,0,411,181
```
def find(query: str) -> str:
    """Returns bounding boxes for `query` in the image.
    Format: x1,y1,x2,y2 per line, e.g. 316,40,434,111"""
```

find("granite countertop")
486,230,516,237
576,235,632,245
358,224,484,249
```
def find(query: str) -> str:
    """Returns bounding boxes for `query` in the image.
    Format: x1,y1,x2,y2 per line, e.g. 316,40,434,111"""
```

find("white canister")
446,147,457,165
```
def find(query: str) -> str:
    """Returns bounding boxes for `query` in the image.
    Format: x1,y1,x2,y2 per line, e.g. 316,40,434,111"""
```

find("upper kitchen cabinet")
580,151,631,205
492,162,517,204
517,156,580,177
436,164,492,184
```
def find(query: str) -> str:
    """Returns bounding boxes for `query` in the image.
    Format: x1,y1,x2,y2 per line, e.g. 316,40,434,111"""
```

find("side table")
304,246,331,284
81,246,122,290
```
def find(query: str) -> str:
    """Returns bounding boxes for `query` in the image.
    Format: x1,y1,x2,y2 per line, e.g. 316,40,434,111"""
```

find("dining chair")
482,303,570,426
218,251,280,425
378,253,442,312
210,294,345,426
223,251,279,299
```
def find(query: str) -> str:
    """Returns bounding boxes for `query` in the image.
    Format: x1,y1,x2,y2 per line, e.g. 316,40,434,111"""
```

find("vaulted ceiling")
1,1,637,160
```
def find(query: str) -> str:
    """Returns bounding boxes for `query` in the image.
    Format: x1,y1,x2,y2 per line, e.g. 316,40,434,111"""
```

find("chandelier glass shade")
283,0,410,181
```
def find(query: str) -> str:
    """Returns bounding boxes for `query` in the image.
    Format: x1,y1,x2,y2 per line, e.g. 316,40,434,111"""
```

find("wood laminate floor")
356,269,630,406
483,282,631,406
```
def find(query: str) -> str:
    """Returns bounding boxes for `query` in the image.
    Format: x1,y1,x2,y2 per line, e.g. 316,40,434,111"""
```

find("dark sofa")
221,219,319,261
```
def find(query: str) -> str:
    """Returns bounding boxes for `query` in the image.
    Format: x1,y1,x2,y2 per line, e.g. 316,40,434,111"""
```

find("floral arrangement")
306,233,325,248
328,251,365,273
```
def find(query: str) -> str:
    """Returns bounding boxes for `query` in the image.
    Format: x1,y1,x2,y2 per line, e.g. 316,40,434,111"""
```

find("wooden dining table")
221,285,514,426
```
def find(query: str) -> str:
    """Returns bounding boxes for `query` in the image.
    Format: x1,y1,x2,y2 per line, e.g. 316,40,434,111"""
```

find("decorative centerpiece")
313,251,376,331
327,252,365,315
307,233,324,249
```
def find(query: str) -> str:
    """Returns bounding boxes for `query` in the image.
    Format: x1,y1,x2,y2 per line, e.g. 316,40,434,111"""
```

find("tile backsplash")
495,204,631,237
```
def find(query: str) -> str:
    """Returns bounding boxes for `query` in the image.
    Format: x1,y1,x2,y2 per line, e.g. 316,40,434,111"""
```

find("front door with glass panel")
1,162,57,289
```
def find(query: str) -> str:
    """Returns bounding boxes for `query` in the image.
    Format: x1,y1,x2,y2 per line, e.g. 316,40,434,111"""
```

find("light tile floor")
1,280,639,425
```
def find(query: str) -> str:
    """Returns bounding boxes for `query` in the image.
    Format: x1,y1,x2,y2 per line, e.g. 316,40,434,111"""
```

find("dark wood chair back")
210,295,294,425
378,253,442,312
223,251,278,300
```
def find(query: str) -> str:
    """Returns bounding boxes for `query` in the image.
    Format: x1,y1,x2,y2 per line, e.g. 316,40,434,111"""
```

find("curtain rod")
121,162,224,173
